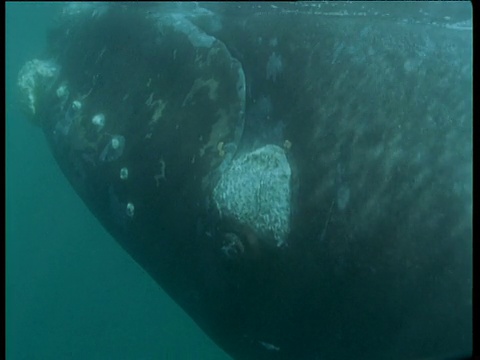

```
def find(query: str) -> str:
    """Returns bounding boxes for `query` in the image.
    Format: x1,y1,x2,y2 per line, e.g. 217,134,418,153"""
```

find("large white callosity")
17,59,59,117
213,144,291,247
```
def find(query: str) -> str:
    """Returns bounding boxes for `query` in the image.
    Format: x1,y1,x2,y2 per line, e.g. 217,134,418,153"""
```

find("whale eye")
99,135,125,162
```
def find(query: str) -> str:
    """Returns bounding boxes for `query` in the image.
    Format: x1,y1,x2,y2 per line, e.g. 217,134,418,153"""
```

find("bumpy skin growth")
19,3,472,360
213,144,291,248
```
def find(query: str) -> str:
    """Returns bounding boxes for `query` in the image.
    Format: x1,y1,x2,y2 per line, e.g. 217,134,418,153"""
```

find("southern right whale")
17,2,472,359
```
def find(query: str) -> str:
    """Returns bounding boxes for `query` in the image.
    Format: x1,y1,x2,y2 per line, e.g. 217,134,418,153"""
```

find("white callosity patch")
54,99,83,138
91,113,106,131
17,59,59,117
55,83,71,116
213,144,291,247
99,135,125,162
56,83,69,101
72,100,82,111
120,167,129,180
126,202,135,218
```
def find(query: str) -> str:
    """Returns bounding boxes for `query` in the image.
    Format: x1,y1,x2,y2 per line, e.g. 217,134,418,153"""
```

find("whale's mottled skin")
19,3,472,359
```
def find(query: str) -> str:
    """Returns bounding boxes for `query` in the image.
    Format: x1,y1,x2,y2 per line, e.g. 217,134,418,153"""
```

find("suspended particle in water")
99,135,125,162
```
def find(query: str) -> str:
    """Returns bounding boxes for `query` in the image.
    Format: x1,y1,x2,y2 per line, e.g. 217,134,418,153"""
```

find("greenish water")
5,3,230,359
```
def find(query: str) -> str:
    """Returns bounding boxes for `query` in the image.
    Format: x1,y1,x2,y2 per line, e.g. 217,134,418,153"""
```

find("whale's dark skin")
21,3,472,359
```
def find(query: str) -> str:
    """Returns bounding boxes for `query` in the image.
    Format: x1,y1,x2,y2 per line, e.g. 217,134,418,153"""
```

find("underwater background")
6,3,230,359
